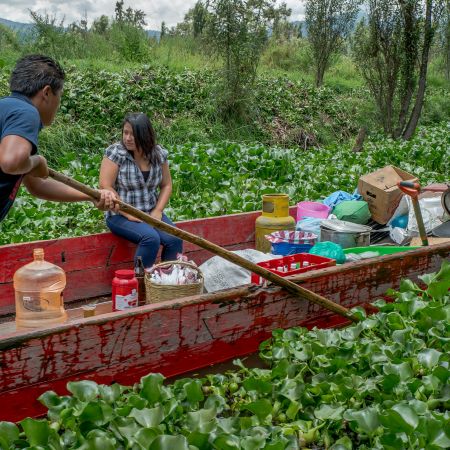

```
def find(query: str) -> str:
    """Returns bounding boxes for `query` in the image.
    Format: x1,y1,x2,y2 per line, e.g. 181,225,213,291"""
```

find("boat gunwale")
1,241,448,348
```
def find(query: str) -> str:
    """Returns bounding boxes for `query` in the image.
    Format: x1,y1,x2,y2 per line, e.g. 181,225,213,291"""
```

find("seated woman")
99,112,182,267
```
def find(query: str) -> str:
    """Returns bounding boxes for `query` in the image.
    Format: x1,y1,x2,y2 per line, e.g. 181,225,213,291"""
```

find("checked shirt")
104,142,168,217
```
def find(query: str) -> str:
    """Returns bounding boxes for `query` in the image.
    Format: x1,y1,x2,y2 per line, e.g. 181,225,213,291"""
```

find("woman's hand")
93,189,119,211
150,209,163,221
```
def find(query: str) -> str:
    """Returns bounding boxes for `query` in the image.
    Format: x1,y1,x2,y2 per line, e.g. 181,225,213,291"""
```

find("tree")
436,2,449,81
305,0,361,86
115,0,124,23
169,1,209,38
352,1,403,135
92,15,110,35
160,21,167,40
193,1,208,37
205,0,290,120
115,0,146,28
446,4,450,80
271,4,296,41
352,0,444,139
0,24,20,52
29,10,67,58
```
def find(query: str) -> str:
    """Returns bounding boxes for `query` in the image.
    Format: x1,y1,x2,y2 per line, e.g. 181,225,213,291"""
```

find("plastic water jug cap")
33,248,44,260
115,269,135,279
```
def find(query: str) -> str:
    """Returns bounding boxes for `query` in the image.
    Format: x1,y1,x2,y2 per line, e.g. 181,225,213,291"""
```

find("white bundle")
147,263,200,285
345,251,380,262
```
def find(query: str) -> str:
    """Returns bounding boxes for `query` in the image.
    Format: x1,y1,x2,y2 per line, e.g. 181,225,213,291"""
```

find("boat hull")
0,238,448,421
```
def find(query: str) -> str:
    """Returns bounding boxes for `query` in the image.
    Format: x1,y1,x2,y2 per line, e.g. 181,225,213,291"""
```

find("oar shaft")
48,168,358,322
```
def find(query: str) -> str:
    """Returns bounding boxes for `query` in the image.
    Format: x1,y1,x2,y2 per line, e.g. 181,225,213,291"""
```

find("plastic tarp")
199,249,280,293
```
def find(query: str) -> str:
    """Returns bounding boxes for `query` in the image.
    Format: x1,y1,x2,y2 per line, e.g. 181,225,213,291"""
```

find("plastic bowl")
296,201,330,222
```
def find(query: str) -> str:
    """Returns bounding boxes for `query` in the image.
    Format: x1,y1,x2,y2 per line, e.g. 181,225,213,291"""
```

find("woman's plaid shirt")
104,142,168,217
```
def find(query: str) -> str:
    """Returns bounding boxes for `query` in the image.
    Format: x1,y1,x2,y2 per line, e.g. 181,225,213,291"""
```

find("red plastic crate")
251,253,336,285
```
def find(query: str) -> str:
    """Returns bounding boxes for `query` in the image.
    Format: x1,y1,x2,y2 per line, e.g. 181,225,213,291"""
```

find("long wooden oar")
49,168,358,323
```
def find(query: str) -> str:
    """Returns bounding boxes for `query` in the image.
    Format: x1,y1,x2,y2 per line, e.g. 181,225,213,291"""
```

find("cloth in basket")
144,260,203,304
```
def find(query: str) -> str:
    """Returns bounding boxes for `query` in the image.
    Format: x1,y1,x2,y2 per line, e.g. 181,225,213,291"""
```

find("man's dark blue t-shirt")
0,93,42,221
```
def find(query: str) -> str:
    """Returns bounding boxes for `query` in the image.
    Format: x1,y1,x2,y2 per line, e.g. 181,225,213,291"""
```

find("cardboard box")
358,165,417,224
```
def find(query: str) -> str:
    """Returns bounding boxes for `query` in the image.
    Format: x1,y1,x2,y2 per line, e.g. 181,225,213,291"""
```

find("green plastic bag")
333,201,371,224
309,241,345,264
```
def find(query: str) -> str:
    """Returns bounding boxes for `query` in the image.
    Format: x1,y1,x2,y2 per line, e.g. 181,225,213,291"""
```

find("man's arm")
23,175,118,211
0,135,48,177
23,176,93,202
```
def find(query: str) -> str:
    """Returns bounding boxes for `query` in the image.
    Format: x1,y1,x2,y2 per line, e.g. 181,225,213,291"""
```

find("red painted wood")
0,242,447,422
0,210,264,315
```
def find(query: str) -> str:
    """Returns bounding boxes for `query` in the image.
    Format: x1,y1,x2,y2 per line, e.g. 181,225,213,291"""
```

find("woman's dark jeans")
106,213,183,268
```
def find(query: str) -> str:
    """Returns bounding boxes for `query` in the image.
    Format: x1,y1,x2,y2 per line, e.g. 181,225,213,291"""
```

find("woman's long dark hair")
122,113,162,166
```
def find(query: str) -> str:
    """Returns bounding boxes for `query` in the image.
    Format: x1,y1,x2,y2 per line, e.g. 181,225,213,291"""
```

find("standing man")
0,54,116,223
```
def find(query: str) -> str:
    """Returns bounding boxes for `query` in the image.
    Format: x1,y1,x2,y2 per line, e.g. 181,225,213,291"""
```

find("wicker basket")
144,260,204,304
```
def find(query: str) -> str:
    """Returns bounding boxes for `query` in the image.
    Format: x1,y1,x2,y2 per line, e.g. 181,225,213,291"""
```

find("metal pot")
320,220,372,249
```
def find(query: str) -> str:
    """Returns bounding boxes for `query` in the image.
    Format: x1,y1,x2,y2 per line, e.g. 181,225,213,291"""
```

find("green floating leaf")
38,391,66,409
78,401,114,426
184,379,205,403
344,407,380,434
135,428,162,449
330,435,353,450
381,404,419,433
243,377,272,394
426,416,450,448
384,362,413,381
187,431,210,450
418,348,442,369
19,418,51,446
314,404,345,421
213,433,241,450
149,434,191,450
130,406,164,428
67,380,99,402
0,421,20,448
242,399,273,421
83,436,116,450
140,373,165,405
110,417,141,443
98,384,123,403
422,260,450,300
187,408,217,433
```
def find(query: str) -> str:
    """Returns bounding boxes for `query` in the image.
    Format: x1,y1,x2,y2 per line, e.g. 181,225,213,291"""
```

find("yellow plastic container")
255,194,296,253
14,248,67,329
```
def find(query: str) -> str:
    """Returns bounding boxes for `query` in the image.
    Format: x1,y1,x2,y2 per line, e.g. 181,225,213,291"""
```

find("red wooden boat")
0,209,448,422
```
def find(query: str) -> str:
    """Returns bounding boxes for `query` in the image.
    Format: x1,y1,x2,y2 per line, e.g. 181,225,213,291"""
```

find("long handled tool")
398,181,428,246
49,168,358,323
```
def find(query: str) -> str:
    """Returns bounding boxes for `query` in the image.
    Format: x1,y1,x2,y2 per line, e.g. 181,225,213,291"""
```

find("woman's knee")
140,231,161,247
171,236,183,251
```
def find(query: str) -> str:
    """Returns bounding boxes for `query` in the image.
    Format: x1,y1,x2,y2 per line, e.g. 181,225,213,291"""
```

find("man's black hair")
9,54,65,97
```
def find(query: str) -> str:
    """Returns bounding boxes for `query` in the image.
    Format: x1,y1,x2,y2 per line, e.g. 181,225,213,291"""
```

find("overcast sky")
0,0,306,30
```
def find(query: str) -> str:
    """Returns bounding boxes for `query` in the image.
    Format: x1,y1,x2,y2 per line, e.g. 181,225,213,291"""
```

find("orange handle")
398,181,421,198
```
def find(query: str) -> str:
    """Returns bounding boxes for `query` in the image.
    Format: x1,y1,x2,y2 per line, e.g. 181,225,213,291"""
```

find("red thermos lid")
115,269,135,279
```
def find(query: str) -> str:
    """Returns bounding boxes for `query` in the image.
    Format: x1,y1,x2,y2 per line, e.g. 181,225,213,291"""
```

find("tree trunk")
402,0,434,140
446,7,450,80
352,127,367,152
394,0,418,139
315,62,325,87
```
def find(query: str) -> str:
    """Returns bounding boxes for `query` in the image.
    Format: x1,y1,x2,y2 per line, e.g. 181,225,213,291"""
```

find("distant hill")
0,17,34,33
0,17,160,39
147,29,161,40
291,21,306,37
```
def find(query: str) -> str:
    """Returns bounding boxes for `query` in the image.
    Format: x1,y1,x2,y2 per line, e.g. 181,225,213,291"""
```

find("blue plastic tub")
271,242,313,256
